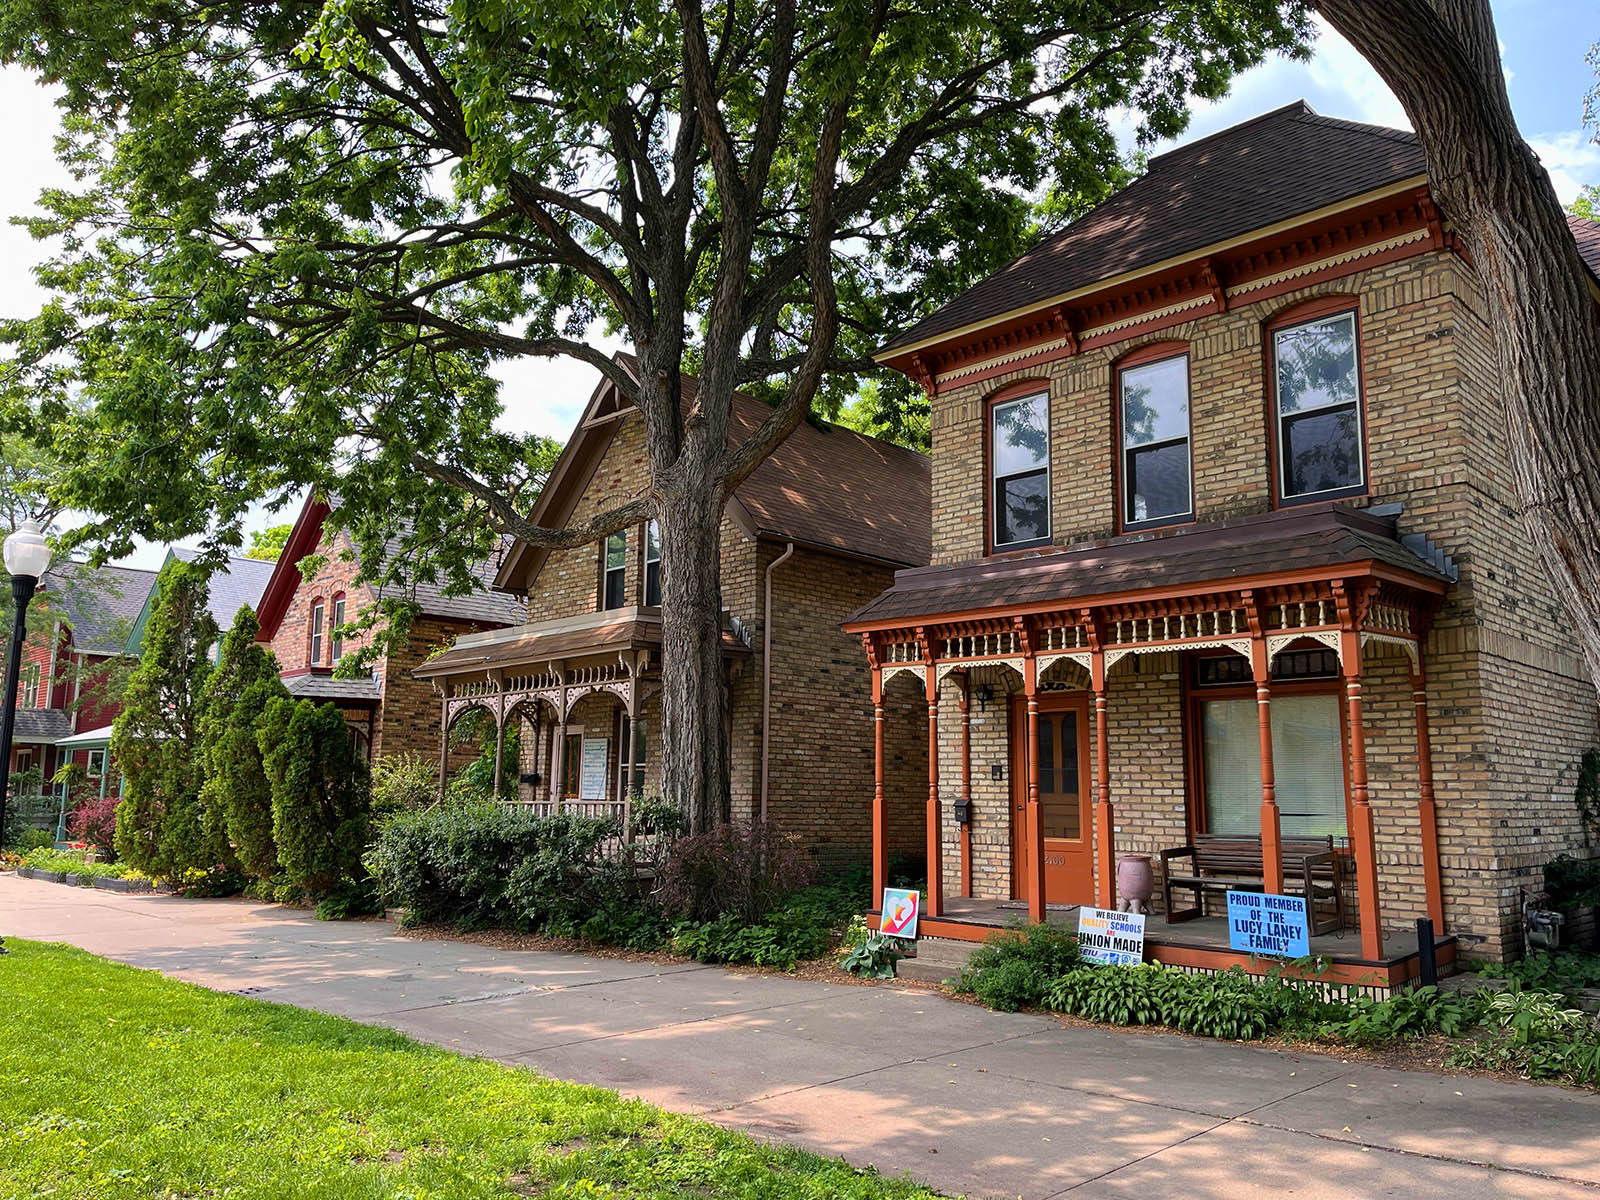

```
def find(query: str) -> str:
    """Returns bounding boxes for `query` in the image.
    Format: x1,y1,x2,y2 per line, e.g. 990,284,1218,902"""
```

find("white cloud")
1303,17,1411,131
1527,129,1600,206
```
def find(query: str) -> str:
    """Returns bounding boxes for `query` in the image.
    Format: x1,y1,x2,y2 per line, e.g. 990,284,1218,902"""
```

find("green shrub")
1544,855,1600,909
655,819,812,924
366,802,622,930
197,609,290,882
315,876,384,920
1320,985,1482,1044
671,904,833,970
839,932,907,980
258,698,371,896
1478,949,1600,995
370,752,437,821
16,828,54,853
1447,990,1600,1086
952,924,1082,1011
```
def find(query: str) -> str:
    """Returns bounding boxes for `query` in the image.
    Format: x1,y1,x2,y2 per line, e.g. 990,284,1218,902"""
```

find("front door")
1011,693,1094,906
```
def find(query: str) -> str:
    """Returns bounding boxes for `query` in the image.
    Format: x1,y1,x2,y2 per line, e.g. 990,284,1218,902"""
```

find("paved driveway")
3,874,1598,1199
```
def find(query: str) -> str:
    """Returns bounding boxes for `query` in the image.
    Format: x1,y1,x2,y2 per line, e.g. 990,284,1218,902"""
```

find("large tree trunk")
1316,0,1600,690
655,471,731,834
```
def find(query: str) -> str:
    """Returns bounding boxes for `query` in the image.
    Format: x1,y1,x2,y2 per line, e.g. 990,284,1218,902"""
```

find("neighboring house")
414,356,932,868
253,494,526,759
126,547,278,659
845,101,1600,978
4,561,158,794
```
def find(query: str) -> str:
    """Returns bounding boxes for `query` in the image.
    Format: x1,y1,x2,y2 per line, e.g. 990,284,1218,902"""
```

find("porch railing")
513,796,634,856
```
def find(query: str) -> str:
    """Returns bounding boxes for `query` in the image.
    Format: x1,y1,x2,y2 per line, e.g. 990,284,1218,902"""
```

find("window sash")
330,597,345,663
86,750,106,777
603,532,627,610
1274,311,1364,500
22,663,40,707
991,394,1050,548
1120,355,1192,526
644,520,661,607
310,603,324,664
1201,694,1348,840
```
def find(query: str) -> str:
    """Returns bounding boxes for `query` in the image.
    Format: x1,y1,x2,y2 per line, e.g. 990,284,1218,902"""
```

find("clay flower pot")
1117,854,1155,913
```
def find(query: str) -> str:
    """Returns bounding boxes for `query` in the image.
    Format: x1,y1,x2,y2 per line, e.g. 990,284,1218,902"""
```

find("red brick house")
846,102,1600,978
5,561,158,791
253,494,526,760
414,358,931,867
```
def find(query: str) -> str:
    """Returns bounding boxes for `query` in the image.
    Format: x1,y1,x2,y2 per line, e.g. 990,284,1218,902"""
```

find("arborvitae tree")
258,698,371,895
112,560,220,879
197,607,290,881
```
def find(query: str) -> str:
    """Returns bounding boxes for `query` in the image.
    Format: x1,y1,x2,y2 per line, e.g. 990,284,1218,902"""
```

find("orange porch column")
1340,629,1384,960
958,675,973,898
1024,653,1046,923
924,668,944,918
872,667,888,907
1251,634,1284,894
1412,656,1445,930
1092,648,1115,910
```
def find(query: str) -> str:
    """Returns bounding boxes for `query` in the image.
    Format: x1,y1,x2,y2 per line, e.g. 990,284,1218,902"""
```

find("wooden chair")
1159,833,1345,936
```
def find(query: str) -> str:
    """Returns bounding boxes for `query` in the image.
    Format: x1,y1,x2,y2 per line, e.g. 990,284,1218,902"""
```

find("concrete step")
895,937,978,984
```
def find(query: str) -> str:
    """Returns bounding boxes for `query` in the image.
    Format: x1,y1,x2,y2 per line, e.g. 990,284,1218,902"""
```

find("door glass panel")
1040,712,1081,840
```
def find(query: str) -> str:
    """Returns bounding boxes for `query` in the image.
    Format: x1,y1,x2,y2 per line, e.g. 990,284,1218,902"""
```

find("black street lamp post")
1,518,53,955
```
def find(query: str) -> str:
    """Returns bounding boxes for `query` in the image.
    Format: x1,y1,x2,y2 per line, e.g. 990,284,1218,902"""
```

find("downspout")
759,542,796,823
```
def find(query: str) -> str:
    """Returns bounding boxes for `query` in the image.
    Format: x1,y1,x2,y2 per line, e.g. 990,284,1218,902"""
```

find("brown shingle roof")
845,505,1448,628
1569,215,1600,279
881,102,1426,355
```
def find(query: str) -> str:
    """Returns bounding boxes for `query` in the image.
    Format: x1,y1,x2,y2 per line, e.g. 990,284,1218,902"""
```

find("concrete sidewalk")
3,874,1597,1199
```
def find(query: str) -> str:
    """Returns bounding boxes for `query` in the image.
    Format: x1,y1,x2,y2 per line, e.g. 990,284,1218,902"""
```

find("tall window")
1201,694,1347,839
644,520,661,607
309,599,325,665
1119,353,1192,528
330,594,346,664
1273,309,1365,502
563,734,583,798
990,391,1050,549
602,531,627,610
21,662,40,708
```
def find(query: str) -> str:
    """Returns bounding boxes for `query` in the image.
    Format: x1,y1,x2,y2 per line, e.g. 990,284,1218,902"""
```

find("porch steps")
896,937,979,985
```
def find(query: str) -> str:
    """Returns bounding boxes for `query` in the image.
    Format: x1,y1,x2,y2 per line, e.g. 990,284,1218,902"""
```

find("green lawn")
0,940,943,1199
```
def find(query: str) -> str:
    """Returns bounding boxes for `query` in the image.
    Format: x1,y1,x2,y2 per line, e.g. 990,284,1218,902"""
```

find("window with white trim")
21,662,41,708
330,594,346,664
309,600,325,666
644,520,661,607
990,392,1050,549
86,749,107,778
1120,353,1193,528
1273,309,1365,501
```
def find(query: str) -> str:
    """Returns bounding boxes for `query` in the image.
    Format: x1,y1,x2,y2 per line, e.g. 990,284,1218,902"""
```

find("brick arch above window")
308,595,326,667
1112,338,1191,371
1264,292,1361,330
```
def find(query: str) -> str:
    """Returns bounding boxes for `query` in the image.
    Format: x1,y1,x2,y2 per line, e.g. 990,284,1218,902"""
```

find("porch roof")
10,709,75,745
845,505,1451,630
412,605,749,680
285,672,382,705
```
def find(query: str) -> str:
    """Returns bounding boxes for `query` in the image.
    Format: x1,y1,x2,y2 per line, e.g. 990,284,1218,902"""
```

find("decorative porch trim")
1267,629,1344,665
1104,637,1251,669
1038,650,1093,676
1361,631,1421,668
881,663,926,685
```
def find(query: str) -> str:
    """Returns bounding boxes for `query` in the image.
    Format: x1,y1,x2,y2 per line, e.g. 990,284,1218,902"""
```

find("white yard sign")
1076,907,1146,966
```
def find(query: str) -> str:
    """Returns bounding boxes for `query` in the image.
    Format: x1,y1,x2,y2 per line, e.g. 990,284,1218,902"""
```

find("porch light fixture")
1,518,53,957
975,683,993,712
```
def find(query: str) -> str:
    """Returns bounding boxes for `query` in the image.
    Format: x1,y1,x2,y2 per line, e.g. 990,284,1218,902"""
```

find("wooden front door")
1011,693,1094,906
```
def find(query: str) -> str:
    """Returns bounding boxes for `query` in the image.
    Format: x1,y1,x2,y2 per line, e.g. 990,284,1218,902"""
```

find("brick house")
5,561,157,795
845,101,1600,978
414,357,931,868
253,494,526,760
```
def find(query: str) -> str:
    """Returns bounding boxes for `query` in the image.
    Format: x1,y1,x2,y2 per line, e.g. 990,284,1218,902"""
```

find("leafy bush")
14,828,54,853
1478,949,1600,995
1447,990,1600,1086
366,802,623,930
2,779,51,849
1323,985,1483,1044
20,848,146,881
370,752,437,821
67,793,120,857
1543,855,1600,909
315,876,384,921
655,820,812,924
198,609,290,882
952,924,1083,1012
671,904,832,970
839,932,908,980
258,698,371,895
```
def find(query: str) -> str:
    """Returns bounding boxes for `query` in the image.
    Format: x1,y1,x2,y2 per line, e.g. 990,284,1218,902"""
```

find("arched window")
309,598,325,666
330,593,346,664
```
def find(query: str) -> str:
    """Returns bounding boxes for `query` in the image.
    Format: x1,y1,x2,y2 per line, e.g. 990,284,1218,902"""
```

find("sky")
0,4,1594,569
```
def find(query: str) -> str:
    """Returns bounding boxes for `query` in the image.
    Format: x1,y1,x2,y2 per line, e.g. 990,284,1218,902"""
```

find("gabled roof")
124,547,277,654
496,355,932,592
880,102,1427,357
1569,215,1600,280
254,493,524,640
286,673,382,704
11,708,75,744
36,562,160,657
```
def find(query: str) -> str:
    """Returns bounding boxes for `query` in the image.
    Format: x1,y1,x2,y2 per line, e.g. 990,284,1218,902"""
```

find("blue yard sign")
1226,891,1310,958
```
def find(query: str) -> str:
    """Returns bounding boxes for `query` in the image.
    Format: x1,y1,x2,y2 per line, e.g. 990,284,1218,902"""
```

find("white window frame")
21,661,41,708
309,600,325,666
330,595,346,664
86,749,107,778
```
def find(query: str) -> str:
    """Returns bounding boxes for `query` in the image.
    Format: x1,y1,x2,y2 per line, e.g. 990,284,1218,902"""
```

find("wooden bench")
1159,833,1346,936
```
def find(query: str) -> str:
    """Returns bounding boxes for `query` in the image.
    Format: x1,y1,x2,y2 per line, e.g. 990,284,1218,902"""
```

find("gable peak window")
1119,351,1192,529
990,390,1051,550
1273,307,1365,503
602,531,628,610
644,520,661,607
21,661,41,708
309,599,325,666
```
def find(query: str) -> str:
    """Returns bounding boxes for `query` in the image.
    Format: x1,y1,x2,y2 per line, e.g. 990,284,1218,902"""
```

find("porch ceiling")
845,504,1449,631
